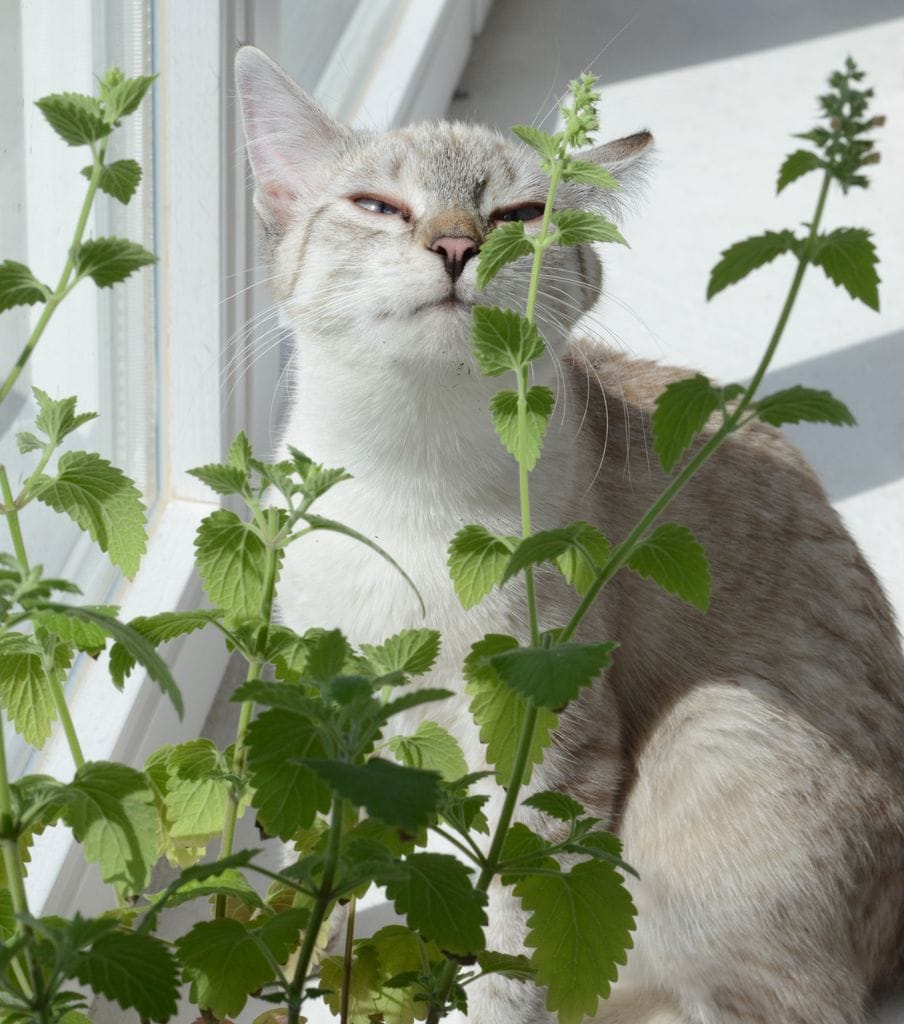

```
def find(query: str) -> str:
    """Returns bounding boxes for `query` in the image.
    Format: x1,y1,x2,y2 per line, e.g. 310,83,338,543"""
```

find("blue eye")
354,196,404,216
496,204,545,223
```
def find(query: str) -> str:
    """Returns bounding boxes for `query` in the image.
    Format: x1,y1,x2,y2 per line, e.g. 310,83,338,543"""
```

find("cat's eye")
353,196,407,218
494,203,546,224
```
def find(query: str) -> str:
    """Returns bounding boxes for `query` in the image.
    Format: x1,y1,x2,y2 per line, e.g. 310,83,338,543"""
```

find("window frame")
29,0,491,916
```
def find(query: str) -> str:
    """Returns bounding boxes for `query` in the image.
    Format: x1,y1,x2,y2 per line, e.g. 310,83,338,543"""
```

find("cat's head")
235,46,651,375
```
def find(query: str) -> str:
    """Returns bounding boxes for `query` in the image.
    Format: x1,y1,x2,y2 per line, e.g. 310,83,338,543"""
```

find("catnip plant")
0,58,882,1024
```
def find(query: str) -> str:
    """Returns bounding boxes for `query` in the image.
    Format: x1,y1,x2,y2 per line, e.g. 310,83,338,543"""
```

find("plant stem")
0,467,28,570
339,896,357,1024
559,169,834,645
45,665,85,771
0,142,107,405
287,796,345,1024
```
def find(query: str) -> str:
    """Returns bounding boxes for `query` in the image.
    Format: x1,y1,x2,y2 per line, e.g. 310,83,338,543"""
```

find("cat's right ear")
235,46,349,232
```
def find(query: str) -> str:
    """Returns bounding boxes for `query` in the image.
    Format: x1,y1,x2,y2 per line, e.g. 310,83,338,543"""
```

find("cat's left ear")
572,130,654,217
235,45,350,232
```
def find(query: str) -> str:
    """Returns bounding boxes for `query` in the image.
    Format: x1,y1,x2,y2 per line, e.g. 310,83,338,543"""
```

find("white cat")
236,45,904,1024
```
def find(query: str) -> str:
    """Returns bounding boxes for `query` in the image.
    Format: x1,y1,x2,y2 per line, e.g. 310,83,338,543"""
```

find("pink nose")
430,235,479,281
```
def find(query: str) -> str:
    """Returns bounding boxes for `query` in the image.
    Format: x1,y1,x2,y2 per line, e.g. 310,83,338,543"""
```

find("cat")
235,45,904,1024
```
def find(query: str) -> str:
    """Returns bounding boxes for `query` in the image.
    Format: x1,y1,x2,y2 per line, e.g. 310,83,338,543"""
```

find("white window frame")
29,0,491,916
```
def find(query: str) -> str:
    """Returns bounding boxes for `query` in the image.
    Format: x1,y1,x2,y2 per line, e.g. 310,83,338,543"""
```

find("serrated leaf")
511,124,559,159
810,227,880,310
146,867,263,912
70,930,179,1022
490,385,554,470
360,628,441,677
163,740,229,843
108,609,219,683
31,388,98,447
776,149,824,193
0,632,70,747
228,431,253,472
515,860,635,1024
755,385,856,428
522,790,585,822
288,446,352,502
503,522,608,585
388,722,468,783
651,373,720,473
100,73,156,121
552,209,627,247
34,450,146,577
561,158,619,189
194,509,270,626
16,430,44,454
464,635,557,785
187,461,249,496
489,642,615,709
303,758,442,831
60,761,160,893
304,627,354,681
470,306,545,377
378,688,454,723
476,222,535,289
707,230,800,299
383,853,486,955
476,950,537,983
32,604,116,657
447,524,514,610
555,521,610,596
176,918,280,1020
72,237,157,288
42,603,183,715
35,92,111,145
627,522,710,611
245,709,331,840
0,260,50,311
82,158,142,204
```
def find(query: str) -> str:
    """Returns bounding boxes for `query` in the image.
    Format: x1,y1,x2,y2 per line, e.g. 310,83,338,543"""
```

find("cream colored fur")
236,46,904,1024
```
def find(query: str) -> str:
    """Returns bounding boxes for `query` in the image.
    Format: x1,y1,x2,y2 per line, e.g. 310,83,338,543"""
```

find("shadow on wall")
758,329,904,502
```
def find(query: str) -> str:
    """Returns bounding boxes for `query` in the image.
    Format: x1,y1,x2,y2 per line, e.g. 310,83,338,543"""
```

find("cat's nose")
429,235,479,282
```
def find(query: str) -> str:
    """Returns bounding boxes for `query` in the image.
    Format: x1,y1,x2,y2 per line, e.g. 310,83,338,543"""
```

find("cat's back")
566,338,904,770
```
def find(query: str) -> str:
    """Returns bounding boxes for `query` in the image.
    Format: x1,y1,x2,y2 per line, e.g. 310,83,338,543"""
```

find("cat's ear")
235,46,350,231
573,130,654,217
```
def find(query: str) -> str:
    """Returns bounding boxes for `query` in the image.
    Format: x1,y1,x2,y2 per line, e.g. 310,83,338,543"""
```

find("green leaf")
82,158,142,204
177,918,283,1020
476,950,537,983
35,92,111,145
228,430,253,472
651,373,721,473
627,522,710,611
776,149,824,193
100,73,156,121
60,761,160,893
469,306,545,377
186,461,249,496
552,209,627,247
388,722,469,783
490,385,554,471
447,524,514,610
32,604,115,657
489,642,615,709
70,930,179,1022
16,430,44,454
755,385,856,428
0,633,70,747
522,790,585,822
476,222,535,289
108,609,219,682
464,635,557,785
515,860,636,1024
163,740,230,843
288,447,353,502
0,260,50,311
707,230,800,299
503,522,609,585
41,603,183,715
383,852,487,955
31,388,98,447
72,237,157,288
810,227,880,310
304,627,354,681
33,450,146,577
511,124,559,159
245,709,331,840
360,628,441,677
194,509,270,626
560,158,619,189
554,521,610,596
146,867,263,913
303,758,442,831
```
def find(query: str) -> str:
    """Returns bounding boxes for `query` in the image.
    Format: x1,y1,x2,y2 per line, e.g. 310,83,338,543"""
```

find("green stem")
287,796,345,1024
0,141,107,405
0,467,28,570
215,517,281,918
339,895,357,1024
559,168,834,645
45,663,85,771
